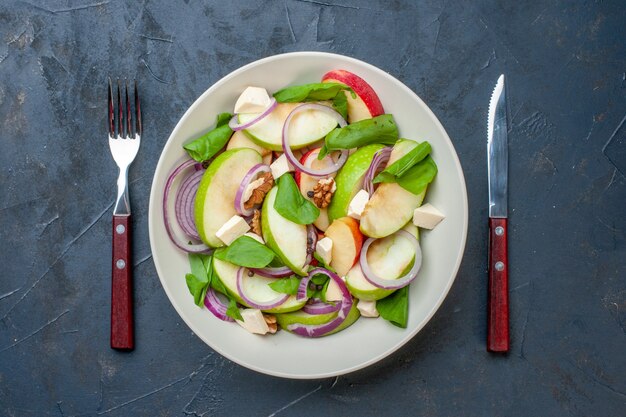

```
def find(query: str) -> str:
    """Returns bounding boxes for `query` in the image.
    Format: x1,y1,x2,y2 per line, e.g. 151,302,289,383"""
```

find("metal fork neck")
114,165,131,216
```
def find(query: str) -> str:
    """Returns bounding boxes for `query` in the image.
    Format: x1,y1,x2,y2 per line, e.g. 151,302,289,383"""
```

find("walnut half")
244,172,274,210
263,313,278,334
312,178,336,208
250,209,262,235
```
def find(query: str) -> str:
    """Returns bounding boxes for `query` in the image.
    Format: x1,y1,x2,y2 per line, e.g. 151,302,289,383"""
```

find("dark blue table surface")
1,1,625,416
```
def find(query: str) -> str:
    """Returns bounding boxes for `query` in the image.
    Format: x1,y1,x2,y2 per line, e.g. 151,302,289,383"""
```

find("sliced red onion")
249,265,293,278
302,298,341,315
234,163,271,216
175,169,204,240
303,224,317,268
236,267,289,310
282,104,349,177
229,98,278,131
359,230,422,290
204,288,234,322
163,159,211,253
296,274,311,301
287,268,353,337
363,147,392,195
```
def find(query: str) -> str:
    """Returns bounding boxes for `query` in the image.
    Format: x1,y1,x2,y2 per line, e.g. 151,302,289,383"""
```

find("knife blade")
487,74,509,352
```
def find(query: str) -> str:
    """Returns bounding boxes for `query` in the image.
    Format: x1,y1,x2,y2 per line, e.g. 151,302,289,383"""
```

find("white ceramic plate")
148,52,468,379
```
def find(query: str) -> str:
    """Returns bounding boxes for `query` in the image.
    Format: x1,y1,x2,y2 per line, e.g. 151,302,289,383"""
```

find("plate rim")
148,51,469,379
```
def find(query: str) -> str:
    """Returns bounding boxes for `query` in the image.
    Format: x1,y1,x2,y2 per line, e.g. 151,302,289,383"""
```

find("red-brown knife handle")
488,217,509,352
111,215,134,350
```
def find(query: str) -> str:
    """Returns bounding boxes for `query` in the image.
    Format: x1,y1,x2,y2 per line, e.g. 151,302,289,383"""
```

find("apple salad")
163,70,444,337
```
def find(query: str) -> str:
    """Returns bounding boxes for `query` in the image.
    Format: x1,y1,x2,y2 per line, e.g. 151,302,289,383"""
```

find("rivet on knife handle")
487,217,509,352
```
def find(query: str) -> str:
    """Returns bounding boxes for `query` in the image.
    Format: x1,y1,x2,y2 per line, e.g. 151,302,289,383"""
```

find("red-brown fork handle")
111,215,134,350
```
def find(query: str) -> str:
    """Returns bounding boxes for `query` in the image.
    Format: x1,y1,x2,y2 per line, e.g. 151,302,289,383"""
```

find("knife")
487,74,509,352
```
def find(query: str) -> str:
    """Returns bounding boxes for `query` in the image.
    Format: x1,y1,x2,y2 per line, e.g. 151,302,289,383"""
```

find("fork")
108,79,141,350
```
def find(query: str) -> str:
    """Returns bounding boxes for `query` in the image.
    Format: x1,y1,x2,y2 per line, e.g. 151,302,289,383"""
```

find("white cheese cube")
242,177,266,203
357,300,379,318
234,86,271,114
324,277,343,302
315,237,333,265
243,232,264,244
235,309,270,335
215,215,250,245
347,189,369,220
270,153,294,179
412,203,445,229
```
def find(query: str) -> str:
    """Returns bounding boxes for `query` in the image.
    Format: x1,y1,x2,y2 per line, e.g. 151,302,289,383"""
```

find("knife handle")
111,215,134,350
488,217,509,352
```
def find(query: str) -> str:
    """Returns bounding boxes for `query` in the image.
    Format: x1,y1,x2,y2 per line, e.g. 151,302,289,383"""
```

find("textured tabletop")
1,1,625,416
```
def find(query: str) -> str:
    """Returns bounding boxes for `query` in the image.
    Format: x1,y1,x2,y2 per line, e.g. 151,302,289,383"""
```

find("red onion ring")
234,163,271,216
249,265,293,278
287,268,353,337
302,298,341,315
175,169,204,240
236,267,289,310
163,159,211,253
296,274,311,301
359,229,422,290
229,98,278,131
363,147,392,195
204,288,234,322
281,104,349,177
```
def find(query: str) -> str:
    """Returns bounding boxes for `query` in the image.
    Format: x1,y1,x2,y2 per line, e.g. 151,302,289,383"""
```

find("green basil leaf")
317,143,330,160
188,253,209,281
325,114,398,151
396,156,438,195
226,298,243,321
268,276,301,295
183,113,233,162
274,174,320,224
377,286,409,328
331,91,348,120
185,273,209,307
214,236,276,268
273,83,352,103
372,171,396,184
374,142,431,183
312,252,336,272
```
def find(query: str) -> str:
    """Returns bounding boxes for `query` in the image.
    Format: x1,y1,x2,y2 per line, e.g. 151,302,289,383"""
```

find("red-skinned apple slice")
295,148,336,231
322,70,385,123
324,217,363,276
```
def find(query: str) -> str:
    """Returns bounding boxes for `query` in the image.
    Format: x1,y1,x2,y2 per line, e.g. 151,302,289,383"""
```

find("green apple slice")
194,148,262,247
346,223,418,301
276,299,360,336
261,186,308,276
212,258,306,313
360,140,426,238
240,103,339,151
327,144,385,222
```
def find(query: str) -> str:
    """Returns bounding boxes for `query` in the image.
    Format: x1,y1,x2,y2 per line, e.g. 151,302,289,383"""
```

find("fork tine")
134,80,141,137
108,78,114,136
117,79,123,138
125,79,132,138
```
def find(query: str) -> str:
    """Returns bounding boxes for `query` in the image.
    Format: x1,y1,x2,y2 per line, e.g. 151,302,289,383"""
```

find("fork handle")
111,215,134,350
487,217,509,352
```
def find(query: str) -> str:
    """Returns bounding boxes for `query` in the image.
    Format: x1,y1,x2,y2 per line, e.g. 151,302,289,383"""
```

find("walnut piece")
312,178,336,208
263,313,278,334
250,209,262,236
244,172,274,210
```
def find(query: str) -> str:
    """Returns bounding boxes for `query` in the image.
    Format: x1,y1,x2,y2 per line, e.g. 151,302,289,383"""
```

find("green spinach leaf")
274,174,320,224
374,141,431,182
377,286,409,328
226,298,243,321
268,276,301,295
331,91,348,120
273,83,353,103
322,114,398,155
185,273,209,306
214,236,276,268
395,156,438,195
183,113,233,162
